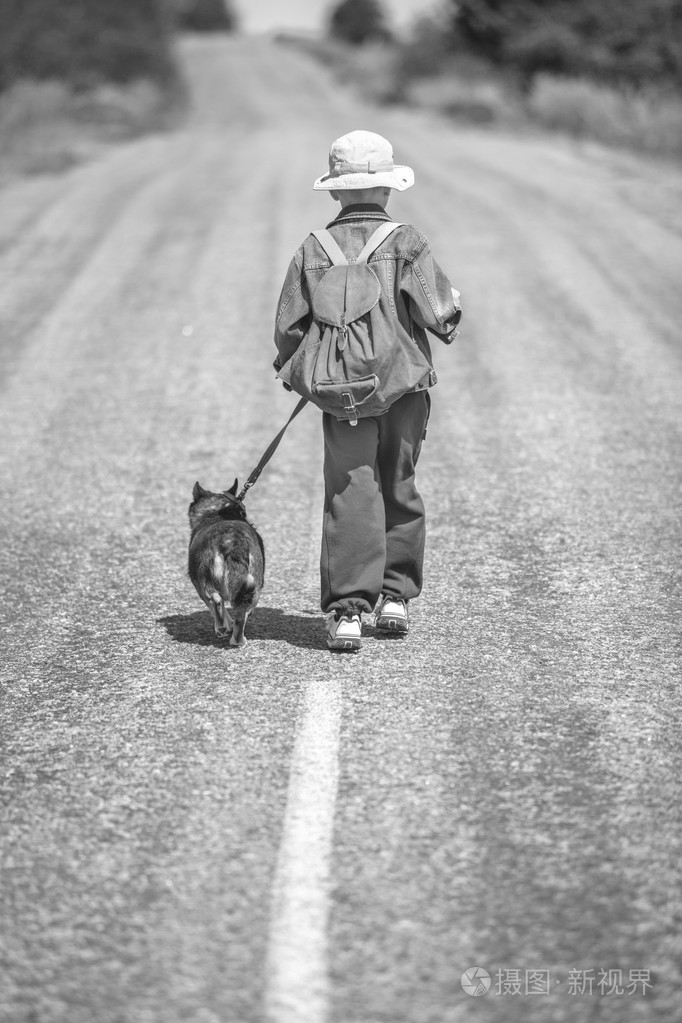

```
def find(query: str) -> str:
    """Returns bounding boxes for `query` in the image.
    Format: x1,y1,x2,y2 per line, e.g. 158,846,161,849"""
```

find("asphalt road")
1,35,681,1023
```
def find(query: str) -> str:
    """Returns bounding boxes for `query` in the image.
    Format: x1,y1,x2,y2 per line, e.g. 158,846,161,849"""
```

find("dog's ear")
192,482,207,500
228,479,239,495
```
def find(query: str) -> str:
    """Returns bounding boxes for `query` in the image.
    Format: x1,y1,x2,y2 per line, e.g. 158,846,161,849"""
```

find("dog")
188,480,264,647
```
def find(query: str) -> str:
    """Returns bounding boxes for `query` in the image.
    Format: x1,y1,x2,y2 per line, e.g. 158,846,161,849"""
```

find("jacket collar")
327,203,393,227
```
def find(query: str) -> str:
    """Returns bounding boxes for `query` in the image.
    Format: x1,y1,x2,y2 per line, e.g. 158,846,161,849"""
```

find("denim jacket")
273,204,461,386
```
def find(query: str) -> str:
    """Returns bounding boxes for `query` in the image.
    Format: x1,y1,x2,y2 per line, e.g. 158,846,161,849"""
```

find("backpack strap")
356,221,403,263
311,229,348,266
312,221,404,266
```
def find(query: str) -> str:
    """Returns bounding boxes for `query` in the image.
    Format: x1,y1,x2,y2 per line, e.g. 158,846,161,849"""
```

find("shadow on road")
157,607,327,650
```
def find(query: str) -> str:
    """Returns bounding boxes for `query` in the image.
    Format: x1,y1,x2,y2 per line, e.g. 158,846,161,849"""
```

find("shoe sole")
327,636,361,651
375,615,408,634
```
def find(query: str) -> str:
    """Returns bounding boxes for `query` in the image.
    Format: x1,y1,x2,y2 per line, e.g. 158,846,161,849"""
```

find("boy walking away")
274,130,461,651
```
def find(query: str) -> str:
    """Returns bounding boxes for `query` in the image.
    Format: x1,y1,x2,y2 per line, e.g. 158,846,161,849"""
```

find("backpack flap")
311,264,381,349
310,226,387,353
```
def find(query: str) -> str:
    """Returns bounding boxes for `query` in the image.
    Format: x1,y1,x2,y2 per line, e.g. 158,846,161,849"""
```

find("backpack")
276,222,436,425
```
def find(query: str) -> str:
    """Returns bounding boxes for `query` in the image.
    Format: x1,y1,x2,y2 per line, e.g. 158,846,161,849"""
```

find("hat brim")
313,165,414,191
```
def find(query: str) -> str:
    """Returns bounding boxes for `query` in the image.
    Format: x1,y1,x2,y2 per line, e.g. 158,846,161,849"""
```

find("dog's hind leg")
229,570,258,647
208,552,234,638
210,593,231,637
222,605,234,635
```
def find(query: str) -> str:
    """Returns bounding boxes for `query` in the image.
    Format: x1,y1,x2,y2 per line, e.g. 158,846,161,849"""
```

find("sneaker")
326,611,362,651
374,596,408,634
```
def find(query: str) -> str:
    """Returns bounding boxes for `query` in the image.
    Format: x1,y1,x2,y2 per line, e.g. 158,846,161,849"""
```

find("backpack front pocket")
313,374,380,425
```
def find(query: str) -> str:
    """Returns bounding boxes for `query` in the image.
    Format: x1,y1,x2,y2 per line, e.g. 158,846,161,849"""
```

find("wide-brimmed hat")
313,130,414,191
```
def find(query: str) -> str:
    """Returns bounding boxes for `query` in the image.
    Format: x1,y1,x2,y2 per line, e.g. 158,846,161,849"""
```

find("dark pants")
321,390,430,615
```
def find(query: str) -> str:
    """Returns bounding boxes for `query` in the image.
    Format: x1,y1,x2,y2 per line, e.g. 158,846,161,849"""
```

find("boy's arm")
401,243,461,343
273,248,311,373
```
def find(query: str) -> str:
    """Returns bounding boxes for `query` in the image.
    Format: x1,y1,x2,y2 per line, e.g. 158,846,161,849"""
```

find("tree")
176,0,237,32
329,0,392,46
451,0,682,86
453,0,543,62
0,0,178,92
398,11,455,79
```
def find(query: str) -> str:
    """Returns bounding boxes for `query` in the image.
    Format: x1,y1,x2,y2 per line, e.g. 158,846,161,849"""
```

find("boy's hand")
450,287,462,332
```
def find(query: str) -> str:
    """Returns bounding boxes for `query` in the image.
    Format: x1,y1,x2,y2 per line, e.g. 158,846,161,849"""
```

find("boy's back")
275,204,460,416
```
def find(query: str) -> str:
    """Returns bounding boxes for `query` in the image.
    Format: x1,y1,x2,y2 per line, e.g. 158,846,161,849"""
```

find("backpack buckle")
341,391,359,426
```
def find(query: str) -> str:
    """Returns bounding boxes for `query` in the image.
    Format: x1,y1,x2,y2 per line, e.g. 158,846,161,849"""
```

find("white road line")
264,678,343,1023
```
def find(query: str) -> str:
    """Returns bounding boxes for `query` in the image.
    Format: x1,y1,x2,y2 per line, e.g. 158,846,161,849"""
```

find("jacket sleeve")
273,247,311,372
400,241,461,344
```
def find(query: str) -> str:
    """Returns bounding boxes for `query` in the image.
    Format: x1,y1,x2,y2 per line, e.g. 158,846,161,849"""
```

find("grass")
527,75,682,158
0,77,183,180
405,62,523,126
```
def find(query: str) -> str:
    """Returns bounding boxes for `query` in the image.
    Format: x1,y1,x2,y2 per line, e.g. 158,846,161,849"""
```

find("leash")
236,396,308,503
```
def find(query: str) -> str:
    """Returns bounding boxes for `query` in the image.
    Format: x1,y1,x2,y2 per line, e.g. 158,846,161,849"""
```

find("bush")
408,71,521,124
506,23,584,88
0,0,179,92
0,76,174,178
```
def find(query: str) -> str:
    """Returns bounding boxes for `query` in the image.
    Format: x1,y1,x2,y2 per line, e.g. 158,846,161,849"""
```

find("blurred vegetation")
0,0,178,92
175,0,237,33
452,0,682,90
0,0,237,179
0,78,177,178
328,0,392,45
527,73,682,152
289,0,682,158
0,0,238,93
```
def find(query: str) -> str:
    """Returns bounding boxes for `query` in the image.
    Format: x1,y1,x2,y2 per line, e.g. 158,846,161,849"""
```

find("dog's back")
188,482,264,647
